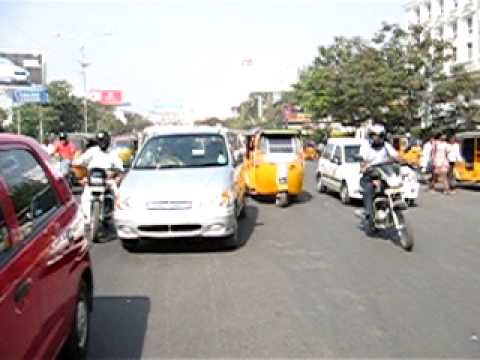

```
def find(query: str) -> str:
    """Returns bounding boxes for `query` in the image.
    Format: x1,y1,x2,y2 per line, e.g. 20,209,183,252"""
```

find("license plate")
147,201,192,210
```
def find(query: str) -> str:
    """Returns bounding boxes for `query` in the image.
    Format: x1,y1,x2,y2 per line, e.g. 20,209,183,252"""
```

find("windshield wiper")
156,164,183,169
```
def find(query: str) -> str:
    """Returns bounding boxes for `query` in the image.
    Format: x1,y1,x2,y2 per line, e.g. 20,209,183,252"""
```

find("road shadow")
126,205,260,254
293,191,313,204
88,296,150,360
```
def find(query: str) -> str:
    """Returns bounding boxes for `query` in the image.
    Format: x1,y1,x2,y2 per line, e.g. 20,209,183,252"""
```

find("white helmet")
369,124,386,137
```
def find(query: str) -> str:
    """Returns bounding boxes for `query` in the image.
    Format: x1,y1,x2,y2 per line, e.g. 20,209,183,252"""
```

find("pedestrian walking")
431,133,450,194
447,134,463,194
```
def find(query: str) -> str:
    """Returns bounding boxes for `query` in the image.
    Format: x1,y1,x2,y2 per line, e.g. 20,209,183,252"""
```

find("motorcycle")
360,161,415,252
86,167,116,243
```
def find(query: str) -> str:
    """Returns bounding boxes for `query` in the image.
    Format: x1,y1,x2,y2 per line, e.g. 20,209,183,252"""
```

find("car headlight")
115,195,131,210
220,190,234,207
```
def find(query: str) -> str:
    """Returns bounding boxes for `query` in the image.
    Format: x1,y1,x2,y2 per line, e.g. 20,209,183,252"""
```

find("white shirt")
447,142,463,163
420,141,432,168
42,143,55,156
73,146,124,171
360,142,398,166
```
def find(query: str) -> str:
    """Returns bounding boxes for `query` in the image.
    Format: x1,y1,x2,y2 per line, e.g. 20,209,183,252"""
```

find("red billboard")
90,90,123,106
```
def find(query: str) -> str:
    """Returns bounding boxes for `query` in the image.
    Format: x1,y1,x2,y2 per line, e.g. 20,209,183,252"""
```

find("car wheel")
316,173,327,193
225,219,242,249
238,197,247,219
340,183,351,205
62,280,90,360
122,239,140,252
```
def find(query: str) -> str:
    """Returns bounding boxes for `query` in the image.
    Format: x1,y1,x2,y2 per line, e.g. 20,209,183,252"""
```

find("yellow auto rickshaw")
244,129,304,207
112,136,138,167
391,135,421,168
454,131,480,183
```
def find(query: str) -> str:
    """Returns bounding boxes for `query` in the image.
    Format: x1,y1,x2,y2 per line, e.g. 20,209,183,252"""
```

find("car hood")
120,166,233,204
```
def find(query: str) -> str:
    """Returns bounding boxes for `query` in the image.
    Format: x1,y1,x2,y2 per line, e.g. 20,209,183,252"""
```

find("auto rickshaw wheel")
276,192,289,208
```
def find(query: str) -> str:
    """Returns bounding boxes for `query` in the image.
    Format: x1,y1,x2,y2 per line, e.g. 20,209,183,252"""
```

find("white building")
405,0,480,73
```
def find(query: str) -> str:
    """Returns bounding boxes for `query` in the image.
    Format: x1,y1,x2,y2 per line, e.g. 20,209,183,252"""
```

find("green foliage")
291,22,477,132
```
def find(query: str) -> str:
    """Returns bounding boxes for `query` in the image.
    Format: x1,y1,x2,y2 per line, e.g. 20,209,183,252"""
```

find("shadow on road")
126,205,260,254
89,296,150,360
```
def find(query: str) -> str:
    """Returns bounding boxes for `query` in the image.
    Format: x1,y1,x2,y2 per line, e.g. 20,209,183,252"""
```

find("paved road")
88,163,480,358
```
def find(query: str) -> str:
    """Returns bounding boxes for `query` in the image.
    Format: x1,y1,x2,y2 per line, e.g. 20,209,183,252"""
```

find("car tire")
61,280,90,360
316,173,327,193
238,197,247,219
225,219,242,249
340,183,351,205
121,239,140,252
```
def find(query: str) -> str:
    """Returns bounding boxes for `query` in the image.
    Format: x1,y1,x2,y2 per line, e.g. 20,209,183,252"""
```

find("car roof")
456,131,480,139
143,125,226,139
326,137,366,146
0,133,41,148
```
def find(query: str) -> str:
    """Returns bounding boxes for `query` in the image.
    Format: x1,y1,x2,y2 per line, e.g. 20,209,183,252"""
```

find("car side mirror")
333,157,342,165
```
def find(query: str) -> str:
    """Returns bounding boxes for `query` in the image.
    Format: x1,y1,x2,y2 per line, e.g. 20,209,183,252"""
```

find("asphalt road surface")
88,163,480,358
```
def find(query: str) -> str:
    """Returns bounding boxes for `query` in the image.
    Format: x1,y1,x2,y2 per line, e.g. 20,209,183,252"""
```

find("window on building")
453,46,457,61
416,7,421,23
454,0,458,8
467,16,473,34
438,25,444,38
427,2,432,19
468,42,473,59
440,0,444,15
452,21,458,38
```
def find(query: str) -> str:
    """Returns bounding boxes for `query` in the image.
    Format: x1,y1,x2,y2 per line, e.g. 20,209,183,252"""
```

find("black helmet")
96,131,111,151
59,131,68,141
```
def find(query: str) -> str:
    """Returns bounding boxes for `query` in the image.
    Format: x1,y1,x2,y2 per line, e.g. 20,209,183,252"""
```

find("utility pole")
257,95,263,121
16,108,21,135
79,45,90,134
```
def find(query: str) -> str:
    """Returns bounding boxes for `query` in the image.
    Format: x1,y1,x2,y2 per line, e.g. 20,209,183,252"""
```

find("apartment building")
405,0,480,73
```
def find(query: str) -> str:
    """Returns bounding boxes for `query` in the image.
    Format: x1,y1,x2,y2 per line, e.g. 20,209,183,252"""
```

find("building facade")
405,0,480,73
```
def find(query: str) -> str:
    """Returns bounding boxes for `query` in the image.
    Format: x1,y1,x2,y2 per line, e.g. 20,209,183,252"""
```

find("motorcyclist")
359,124,400,229
73,131,124,222
53,132,76,161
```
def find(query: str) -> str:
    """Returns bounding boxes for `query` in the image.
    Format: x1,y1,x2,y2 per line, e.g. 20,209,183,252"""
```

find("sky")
0,0,405,119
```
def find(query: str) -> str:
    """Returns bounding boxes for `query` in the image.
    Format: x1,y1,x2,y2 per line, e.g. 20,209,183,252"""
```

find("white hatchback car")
316,138,366,204
316,137,420,206
114,126,246,250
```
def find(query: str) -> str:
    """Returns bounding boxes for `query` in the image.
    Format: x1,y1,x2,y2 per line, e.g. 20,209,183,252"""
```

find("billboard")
0,49,46,86
90,89,123,106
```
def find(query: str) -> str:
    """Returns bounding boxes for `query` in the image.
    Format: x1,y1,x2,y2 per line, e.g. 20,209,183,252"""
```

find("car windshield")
0,58,13,65
344,145,361,163
134,134,228,169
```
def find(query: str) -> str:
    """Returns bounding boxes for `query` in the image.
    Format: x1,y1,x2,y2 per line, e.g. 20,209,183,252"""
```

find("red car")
0,134,93,359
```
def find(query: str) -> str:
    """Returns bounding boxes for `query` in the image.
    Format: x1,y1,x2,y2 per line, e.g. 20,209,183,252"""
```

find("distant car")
0,134,93,359
115,126,247,251
316,138,366,204
0,57,30,84
316,137,420,206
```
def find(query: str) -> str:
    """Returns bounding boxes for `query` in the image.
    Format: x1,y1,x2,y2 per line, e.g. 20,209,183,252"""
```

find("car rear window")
0,149,59,242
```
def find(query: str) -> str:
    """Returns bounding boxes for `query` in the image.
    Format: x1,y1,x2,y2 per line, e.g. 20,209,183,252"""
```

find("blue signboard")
11,86,49,105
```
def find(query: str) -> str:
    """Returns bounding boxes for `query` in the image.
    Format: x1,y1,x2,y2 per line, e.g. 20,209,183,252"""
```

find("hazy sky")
0,0,405,119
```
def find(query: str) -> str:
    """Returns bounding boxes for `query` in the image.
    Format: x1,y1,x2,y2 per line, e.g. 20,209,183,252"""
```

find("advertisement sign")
11,86,49,105
90,89,123,106
0,49,46,86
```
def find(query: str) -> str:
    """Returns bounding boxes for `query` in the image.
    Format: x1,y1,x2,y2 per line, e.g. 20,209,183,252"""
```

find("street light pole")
79,45,90,134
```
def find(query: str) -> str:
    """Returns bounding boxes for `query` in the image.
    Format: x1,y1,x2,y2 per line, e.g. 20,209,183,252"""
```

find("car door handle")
14,278,32,303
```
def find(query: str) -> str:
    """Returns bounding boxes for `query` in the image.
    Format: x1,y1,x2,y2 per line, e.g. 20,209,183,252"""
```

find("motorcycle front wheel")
395,211,414,252
88,202,101,243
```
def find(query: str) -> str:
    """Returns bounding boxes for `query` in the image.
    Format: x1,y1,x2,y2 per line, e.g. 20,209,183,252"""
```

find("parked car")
316,138,366,204
115,126,246,250
0,134,93,359
316,137,419,206
0,57,30,84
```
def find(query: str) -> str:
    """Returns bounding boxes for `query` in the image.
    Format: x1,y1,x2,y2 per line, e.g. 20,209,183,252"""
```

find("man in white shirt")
73,131,124,223
359,124,400,230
